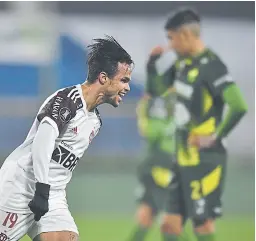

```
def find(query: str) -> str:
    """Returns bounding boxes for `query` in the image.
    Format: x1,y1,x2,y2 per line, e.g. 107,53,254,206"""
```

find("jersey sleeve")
202,59,248,139
37,88,78,136
32,120,58,184
202,59,234,97
215,85,248,139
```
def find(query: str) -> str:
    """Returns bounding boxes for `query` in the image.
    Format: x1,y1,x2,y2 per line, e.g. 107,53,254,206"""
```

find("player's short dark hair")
165,8,200,31
86,35,134,83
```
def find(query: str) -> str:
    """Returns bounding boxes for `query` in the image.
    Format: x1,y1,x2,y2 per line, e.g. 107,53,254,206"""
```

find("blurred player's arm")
136,46,176,139
190,61,248,147
147,46,176,96
215,82,248,139
136,94,150,138
206,62,248,140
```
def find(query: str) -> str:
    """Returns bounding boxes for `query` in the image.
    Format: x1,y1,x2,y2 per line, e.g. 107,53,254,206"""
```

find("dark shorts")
136,150,175,215
136,183,170,215
165,150,227,226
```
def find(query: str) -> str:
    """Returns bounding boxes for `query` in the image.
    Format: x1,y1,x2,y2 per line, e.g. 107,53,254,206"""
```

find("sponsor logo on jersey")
68,126,78,135
52,96,63,120
72,126,78,135
174,80,194,99
51,145,79,171
61,141,73,150
59,107,72,123
0,232,9,241
187,68,199,83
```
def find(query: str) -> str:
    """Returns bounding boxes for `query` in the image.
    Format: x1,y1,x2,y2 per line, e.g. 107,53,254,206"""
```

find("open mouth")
117,92,126,102
118,92,125,97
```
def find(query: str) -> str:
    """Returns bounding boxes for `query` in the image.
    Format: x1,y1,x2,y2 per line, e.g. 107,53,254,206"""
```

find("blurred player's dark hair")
86,35,134,83
165,8,200,30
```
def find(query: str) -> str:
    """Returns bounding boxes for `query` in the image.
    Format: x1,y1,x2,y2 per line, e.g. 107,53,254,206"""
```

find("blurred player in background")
148,9,248,241
0,36,134,241
126,46,176,241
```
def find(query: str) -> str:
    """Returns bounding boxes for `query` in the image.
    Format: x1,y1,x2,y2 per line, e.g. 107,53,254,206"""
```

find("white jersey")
0,84,102,213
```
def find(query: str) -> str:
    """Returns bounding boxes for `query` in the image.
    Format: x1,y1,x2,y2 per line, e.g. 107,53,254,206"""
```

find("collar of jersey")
193,47,210,60
181,47,209,61
76,84,96,116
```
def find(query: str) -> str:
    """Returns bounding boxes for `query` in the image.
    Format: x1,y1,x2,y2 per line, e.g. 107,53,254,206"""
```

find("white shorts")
0,208,78,240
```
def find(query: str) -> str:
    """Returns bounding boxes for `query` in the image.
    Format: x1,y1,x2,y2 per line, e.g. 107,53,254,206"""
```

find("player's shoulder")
43,85,84,111
199,48,228,77
198,49,233,85
38,85,84,121
37,85,85,133
57,85,84,110
203,48,227,69
58,86,103,126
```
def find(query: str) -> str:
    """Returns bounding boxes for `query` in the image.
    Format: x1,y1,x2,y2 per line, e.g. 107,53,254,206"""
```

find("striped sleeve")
37,87,79,135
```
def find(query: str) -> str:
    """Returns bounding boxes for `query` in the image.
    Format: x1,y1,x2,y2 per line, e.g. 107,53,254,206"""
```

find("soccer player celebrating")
0,36,134,241
127,47,176,241
147,9,248,241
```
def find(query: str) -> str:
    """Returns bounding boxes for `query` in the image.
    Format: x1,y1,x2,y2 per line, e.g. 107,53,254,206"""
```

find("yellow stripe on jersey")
190,87,215,135
202,88,213,114
178,117,216,167
191,117,216,136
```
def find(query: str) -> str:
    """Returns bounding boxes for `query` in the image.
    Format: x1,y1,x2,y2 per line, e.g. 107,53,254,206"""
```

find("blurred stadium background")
0,1,254,241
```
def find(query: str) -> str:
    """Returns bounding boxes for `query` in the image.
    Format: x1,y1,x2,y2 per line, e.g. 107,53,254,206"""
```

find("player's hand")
149,45,168,57
188,134,217,149
28,182,50,221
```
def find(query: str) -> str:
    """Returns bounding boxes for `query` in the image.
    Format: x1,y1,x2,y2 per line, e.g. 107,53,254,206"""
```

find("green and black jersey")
174,49,230,165
174,49,232,134
146,49,248,167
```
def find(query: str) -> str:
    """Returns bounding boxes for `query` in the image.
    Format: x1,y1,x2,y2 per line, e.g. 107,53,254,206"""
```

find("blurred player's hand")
149,45,169,57
188,134,216,149
28,182,50,221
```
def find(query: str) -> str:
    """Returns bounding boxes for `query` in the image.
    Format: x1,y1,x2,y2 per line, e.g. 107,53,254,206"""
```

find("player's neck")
80,82,104,112
189,39,206,56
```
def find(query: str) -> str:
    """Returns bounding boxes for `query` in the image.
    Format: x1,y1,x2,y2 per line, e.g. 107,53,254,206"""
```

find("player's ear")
98,72,109,85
